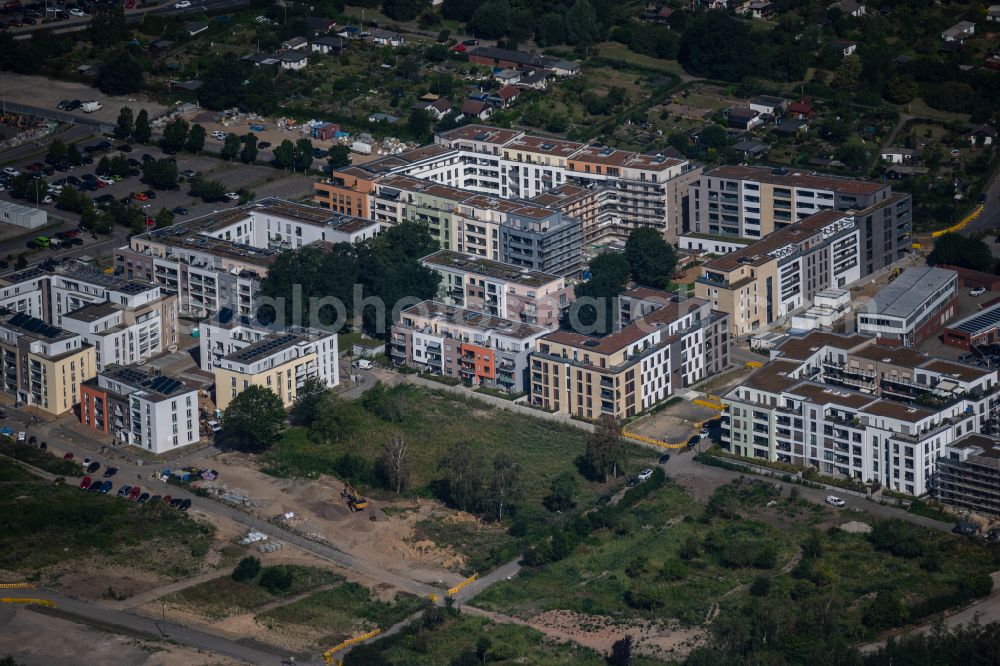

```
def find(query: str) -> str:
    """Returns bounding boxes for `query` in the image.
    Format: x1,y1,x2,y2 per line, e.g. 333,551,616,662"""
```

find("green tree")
10,174,46,202
437,443,486,513
231,556,261,582
186,124,206,153
833,54,862,91
835,142,867,171
56,185,83,212
699,124,728,148
66,143,83,166
406,106,432,143
624,227,677,289
290,377,329,426
563,0,599,46
863,590,906,630
884,75,918,104
14,254,27,270
678,12,759,82
272,139,295,170
239,133,259,164
220,134,241,161
490,451,521,521
221,385,285,453
96,51,143,95
609,635,633,666
573,252,629,333
198,54,246,111
544,471,578,512
928,233,995,273
142,159,179,190
295,138,314,172
342,645,389,666
115,106,134,140
379,434,410,494
327,144,351,168
381,0,429,21
154,207,175,230
584,414,625,482
469,0,513,39
309,394,365,444
189,177,228,202
46,139,66,164
258,566,293,593
133,109,151,144
89,3,128,47
160,118,189,154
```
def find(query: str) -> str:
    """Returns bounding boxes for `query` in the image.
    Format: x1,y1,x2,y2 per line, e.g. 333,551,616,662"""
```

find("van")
17,431,25,444
34,236,50,248
81,101,103,113
353,359,374,370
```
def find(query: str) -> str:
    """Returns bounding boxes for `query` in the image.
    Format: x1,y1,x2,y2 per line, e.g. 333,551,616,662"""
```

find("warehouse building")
944,300,1000,350
855,267,957,347
0,201,46,230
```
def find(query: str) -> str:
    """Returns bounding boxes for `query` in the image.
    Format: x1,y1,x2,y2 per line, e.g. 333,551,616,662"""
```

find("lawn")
256,581,425,650
475,477,1000,644
164,566,345,620
0,480,213,577
0,441,84,477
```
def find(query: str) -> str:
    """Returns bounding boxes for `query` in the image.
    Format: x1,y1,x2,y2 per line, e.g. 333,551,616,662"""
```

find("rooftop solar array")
113,367,148,385
952,301,1000,335
146,375,185,395
7,311,64,339
229,334,299,363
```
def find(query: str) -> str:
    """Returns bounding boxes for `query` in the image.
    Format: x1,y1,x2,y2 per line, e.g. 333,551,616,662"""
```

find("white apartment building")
61,302,162,371
198,308,271,372
722,331,1000,495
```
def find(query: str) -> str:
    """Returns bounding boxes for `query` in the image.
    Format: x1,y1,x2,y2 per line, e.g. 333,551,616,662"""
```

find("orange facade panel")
460,342,495,380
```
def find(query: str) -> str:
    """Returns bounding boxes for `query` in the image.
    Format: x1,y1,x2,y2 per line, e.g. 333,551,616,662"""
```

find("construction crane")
341,482,368,511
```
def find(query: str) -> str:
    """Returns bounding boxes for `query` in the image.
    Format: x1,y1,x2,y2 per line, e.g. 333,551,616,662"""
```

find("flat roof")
0,200,44,216
421,250,561,288
865,267,956,319
920,358,992,383
400,300,545,340
948,300,1000,336
223,332,304,364
742,359,802,393
703,209,849,272
851,345,929,369
504,135,585,158
570,145,635,167
102,364,194,400
63,301,119,323
702,165,887,196
437,124,523,146
861,400,935,423
788,382,875,409
774,331,872,360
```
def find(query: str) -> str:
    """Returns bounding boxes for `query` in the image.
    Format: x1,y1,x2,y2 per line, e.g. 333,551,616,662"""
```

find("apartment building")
421,250,573,329
855,267,957,347
722,331,1000,495
80,365,199,453
198,307,272,373
390,300,547,393
934,433,1000,518
530,291,729,419
685,165,896,243
213,329,339,410
0,309,95,415
0,264,176,373
115,199,381,318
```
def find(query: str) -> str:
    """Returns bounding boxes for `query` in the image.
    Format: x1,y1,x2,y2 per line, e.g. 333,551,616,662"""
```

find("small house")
772,119,809,135
941,21,975,42
242,53,281,66
964,124,997,147
788,99,814,119
831,40,858,56
304,16,337,34
276,52,308,70
518,71,548,90
368,112,400,124
546,59,580,77
414,99,453,121
731,139,769,159
727,107,762,131
311,122,340,141
493,85,521,108
641,6,673,23
185,21,208,37
281,36,309,51
312,36,347,55
461,99,493,121
749,95,786,116
738,0,776,18
989,4,1000,22
370,29,404,47
495,69,521,85
880,147,919,163
828,0,865,17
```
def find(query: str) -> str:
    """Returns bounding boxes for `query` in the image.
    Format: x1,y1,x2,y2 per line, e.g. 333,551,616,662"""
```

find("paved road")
8,0,251,36
962,160,1000,237
23,589,302,665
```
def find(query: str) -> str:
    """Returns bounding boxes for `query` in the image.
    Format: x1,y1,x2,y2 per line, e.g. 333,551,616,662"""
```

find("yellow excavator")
341,482,368,511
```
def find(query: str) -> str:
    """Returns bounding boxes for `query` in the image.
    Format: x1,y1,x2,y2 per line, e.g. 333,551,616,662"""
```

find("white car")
17,432,25,443
224,192,240,201
3,167,19,177
41,195,53,205
825,495,846,507
97,175,115,186
174,0,192,8
970,287,986,297
699,427,710,438
637,468,654,482
68,8,86,16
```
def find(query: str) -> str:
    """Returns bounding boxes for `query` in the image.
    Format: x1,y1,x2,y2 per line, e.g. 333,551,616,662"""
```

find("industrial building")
855,267,957,347
944,300,1000,350
0,201,46,230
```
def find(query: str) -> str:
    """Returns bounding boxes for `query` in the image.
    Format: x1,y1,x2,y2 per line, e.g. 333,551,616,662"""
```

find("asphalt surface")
962,161,1000,237
7,0,252,36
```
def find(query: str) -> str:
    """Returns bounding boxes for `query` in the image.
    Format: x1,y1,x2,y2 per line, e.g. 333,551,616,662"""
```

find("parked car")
86,461,100,474
224,192,240,201
625,478,638,488
687,435,700,447
103,466,118,478
637,468,654,481
162,495,173,505
117,485,132,498
79,476,92,490
63,452,74,460
699,427,710,438
174,0,191,7
172,206,189,216
3,167,19,177
133,192,149,201
142,190,156,199
257,141,271,149
179,498,191,511
138,492,150,503
117,144,132,153
169,498,183,508
68,7,85,16
128,486,141,500
825,495,846,507
971,287,986,297
99,480,112,493
149,495,162,504
953,522,980,536
179,169,197,178
88,481,102,493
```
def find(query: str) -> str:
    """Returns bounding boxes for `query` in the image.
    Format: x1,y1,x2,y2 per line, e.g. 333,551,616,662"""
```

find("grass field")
0,441,84,477
0,480,213,577
256,581,425,650
475,477,1000,641
164,566,345,620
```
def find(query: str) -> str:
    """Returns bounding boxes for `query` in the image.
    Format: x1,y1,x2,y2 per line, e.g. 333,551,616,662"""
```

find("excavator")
341,482,368,511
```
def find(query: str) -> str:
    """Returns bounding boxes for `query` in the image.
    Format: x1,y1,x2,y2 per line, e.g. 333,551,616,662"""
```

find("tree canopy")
624,227,677,289
927,233,996,274
573,252,629,334
96,51,143,95
221,386,286,453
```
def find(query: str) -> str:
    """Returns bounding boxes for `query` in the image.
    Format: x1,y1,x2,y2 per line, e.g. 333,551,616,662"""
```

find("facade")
390,300,546,393
530,291,729,419
213,329,339,410
686,165,897,243
696,197,912,338
855,267,957,347
934,434,1000,517
0,309,95,415
421,250,573,329
0,201,46,229
722,331,1000,495
79,365,199,453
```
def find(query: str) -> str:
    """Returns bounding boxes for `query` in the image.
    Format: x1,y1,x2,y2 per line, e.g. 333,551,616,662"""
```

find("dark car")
126,158,141,168
69,237,83,246
658,453,670,464
142,190,156,199
66,100,82,111
39,441,46,451
117,144,133,153
138,492,150,503
687,435,700,447
64,452,74,460
149,495,161,504
99,480,112,493
625,478,638,488
141,153,154,162
88,481,102,493
103,466,118,478
953,522,980,536
117,485,132,497
169,498,183,509
257,141,271,149
172,206,189,216
86,461,100,474
179,498,191,512
94,194,114,206
313,148,327,158
119,197,132,206
57,100,70,110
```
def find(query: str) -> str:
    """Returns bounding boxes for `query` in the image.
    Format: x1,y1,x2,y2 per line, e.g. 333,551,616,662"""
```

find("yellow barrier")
0,597,55,607
692,398,725,411
911,242,922,249
930,203,985,238
323,628,381,664
0,583,34,590
745,361,763,368
448,574,478,596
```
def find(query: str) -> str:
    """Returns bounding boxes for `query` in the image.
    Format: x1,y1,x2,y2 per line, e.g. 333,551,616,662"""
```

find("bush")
868,521,928,559
624,585,666,610
717,540,778,569
232,556,261,582
258,565,294,593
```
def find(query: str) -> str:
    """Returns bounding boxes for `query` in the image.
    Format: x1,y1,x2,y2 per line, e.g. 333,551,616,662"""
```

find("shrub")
258,565,294,593
231,556,261,582
717,540,778,569
749,575,771,597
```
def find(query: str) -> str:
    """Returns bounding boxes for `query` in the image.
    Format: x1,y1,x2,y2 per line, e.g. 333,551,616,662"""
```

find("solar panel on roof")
954,305,1000,334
